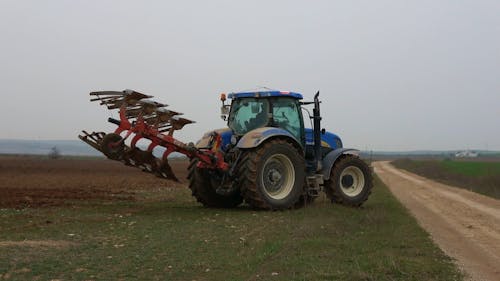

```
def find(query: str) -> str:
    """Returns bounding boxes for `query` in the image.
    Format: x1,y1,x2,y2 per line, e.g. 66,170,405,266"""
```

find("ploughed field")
0,155,188,208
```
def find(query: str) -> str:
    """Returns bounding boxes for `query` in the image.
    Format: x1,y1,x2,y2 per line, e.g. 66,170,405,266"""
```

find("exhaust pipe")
313,91,322,172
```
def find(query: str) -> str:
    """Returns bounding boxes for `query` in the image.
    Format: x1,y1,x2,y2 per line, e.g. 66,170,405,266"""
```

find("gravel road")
373,161,500,281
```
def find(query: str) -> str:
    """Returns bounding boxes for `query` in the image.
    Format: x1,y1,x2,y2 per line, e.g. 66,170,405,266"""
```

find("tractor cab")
221,91,343,159
225,91,305,144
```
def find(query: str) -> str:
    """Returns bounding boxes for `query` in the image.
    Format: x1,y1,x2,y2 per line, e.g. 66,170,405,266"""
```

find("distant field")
0,156,462,280
440,161,500,177
392,159,500,199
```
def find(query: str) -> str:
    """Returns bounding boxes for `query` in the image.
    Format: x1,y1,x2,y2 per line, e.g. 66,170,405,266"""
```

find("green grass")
393,159,500,199
0,178,462,281
440,161,500,177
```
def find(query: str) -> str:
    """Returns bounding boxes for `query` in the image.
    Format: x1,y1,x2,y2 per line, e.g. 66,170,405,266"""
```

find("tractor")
80,89,372,210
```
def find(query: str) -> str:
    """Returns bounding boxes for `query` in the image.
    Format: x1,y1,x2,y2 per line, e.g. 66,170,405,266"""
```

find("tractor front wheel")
325,155,373,207
239,139,305,210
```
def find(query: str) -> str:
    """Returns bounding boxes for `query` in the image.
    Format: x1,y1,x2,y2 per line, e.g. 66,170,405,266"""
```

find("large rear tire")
325,155,373,207
187,159,243,208
239,139,305,210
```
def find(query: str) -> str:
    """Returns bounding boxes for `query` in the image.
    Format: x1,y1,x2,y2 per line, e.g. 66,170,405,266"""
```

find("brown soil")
374,161,500,281
0,155,188,208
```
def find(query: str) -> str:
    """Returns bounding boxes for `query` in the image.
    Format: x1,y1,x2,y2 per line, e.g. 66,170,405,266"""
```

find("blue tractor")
189,90,373,210
81,89,372,210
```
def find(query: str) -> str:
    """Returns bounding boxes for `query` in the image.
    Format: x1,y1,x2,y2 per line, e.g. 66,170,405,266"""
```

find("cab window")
228,98,269,135
272,98,302,141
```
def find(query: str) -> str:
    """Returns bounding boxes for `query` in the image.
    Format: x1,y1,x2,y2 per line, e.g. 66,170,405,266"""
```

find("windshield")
228,98,270,135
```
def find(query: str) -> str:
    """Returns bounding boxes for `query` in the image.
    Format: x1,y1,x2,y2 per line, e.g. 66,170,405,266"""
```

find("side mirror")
220,93,229,121
221,105,230,121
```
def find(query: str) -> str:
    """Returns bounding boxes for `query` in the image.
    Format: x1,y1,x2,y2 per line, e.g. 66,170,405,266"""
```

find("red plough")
79,89,228,181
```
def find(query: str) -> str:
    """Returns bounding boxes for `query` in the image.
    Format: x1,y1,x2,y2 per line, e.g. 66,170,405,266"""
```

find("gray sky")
0,0,499,151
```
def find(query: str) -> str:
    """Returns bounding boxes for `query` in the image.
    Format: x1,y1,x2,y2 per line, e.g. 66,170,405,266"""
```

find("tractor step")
306,174,324,197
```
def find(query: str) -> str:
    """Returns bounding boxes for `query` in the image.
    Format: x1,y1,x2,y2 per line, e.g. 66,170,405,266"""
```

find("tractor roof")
228,91,303,100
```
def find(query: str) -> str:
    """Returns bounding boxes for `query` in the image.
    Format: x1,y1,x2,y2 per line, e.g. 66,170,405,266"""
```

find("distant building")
455,150,478,158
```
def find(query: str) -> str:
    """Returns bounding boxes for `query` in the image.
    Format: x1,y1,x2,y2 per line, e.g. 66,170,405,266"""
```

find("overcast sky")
0,0,498,151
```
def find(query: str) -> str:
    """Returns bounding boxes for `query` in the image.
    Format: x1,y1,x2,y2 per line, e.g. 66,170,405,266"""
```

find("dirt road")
374,161,500,281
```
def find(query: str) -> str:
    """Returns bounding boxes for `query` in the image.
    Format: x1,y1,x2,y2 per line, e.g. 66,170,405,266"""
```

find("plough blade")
122,148,179,182
78,131,106,152
151,108,182,123
125,101,168,120
79,130,180,182
78,131,125,160
157,160,179,182
162,116,196,135
90,89,154,110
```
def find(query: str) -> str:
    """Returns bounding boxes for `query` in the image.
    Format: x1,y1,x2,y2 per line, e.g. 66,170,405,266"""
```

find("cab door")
270,97,305,147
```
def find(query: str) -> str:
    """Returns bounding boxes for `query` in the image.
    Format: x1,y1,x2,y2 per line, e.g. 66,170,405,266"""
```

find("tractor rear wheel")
239,139,305,210
187,159,243,208
325,155,373,207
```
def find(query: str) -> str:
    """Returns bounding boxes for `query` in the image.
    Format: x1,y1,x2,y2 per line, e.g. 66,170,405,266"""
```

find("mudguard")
237,127,302,150
195,128,232,150
321,148,359,180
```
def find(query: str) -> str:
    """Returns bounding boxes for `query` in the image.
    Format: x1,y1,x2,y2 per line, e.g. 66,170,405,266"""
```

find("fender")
237,127,302,150
195,128,232,149
321,148,359,180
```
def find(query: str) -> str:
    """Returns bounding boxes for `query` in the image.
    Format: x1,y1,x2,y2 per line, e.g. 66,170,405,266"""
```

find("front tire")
325,155,373,207
239,139,305,210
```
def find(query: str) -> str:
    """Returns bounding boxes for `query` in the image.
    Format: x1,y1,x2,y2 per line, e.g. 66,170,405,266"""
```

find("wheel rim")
261,154,295,200
339,166,365,197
